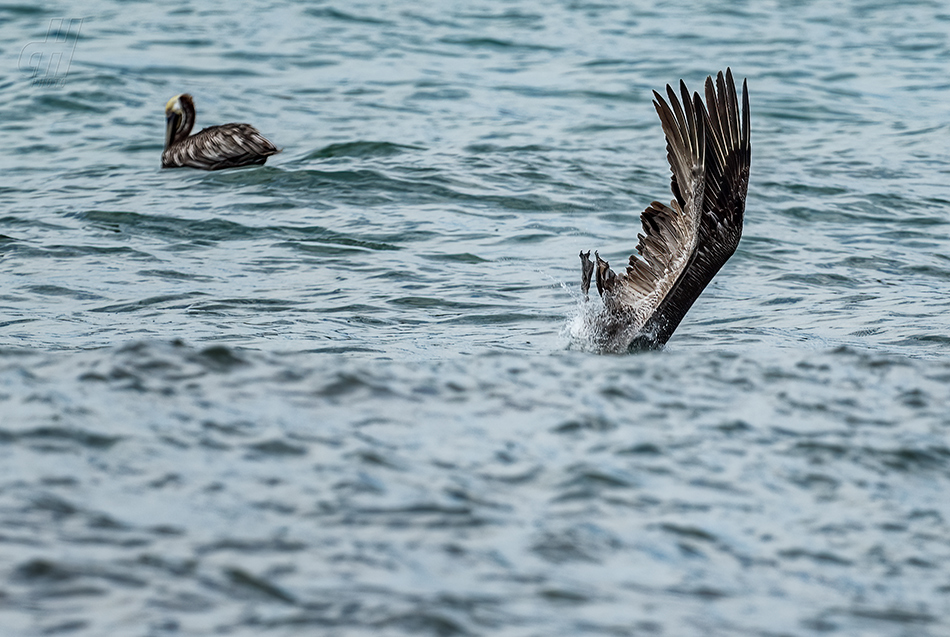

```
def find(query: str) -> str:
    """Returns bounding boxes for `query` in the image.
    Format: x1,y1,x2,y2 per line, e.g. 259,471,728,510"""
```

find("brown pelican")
162,94,280,170
579,69,750,352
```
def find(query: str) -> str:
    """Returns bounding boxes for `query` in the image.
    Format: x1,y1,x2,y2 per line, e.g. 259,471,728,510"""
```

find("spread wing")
582,79,707,324
580,69,751,350
638,69,750,346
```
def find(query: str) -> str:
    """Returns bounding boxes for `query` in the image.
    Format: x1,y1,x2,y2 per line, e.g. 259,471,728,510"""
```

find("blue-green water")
3,1,950,635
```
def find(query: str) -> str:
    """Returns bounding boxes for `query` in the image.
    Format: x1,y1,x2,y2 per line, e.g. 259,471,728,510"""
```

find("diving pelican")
579,69,751,352
162,94,280,170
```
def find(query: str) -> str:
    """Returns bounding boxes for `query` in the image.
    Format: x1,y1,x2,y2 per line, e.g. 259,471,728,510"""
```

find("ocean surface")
3,1,950,635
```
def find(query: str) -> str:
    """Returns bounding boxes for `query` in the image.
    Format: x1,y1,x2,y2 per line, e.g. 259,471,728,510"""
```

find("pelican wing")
583,80,707,328
581,69,750,350
634,69,751,347
162,123,280,171
699,70,751,252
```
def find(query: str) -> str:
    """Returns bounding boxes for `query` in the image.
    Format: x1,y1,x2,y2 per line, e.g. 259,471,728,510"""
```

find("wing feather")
581,68,751,351
162,123,280,170
599,80,706,327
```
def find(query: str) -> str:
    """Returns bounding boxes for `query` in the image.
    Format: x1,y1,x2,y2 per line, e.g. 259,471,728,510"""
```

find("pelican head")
164,93,195,150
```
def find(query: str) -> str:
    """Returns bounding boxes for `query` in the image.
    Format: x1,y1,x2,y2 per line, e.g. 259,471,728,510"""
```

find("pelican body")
162,94,280,170
579,69,751,352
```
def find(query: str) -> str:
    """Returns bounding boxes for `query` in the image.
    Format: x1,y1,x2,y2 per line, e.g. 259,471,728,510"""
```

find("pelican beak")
164,110,180,150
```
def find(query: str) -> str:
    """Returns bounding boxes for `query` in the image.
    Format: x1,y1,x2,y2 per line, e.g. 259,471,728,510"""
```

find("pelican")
162,94,280,170
579,69,751,352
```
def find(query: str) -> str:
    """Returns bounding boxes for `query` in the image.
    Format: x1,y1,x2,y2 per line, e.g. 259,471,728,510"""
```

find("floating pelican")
579,69,751,352
162,94,280,170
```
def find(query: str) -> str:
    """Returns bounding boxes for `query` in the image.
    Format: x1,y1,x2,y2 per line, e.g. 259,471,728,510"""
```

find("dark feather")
579,69,751,352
